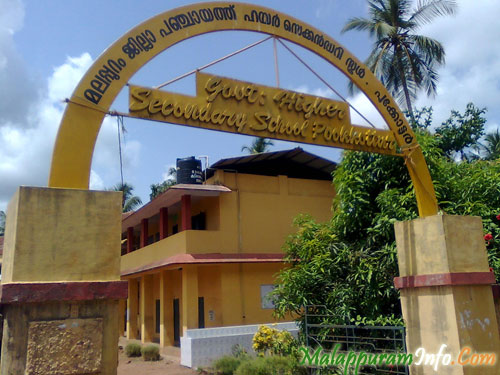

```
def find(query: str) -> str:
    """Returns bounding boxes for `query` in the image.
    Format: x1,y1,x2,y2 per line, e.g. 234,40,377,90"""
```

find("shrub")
125,342,142,357
213,355,242,375
252,325,299,358
141,344,160,361
235,356,296,375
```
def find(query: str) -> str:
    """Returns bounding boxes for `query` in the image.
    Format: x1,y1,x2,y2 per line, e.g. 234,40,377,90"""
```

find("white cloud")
414,0,500,131
0,53,93,211
89,170,105,191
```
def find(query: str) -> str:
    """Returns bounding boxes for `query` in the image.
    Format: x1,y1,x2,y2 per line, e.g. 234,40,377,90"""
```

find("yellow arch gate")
49,2,438,217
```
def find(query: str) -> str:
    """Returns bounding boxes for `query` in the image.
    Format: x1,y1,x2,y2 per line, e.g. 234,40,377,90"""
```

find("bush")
235,356,296,375
252,325,299,358
141,344,160,361
213,355,242,375
125,342,142,357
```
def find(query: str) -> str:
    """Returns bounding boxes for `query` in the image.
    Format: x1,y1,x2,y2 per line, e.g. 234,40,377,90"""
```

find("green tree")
0,210,5,236
150,167,177,200
342,0,457,121
241,137,274,154
483,129,500,160
272,104,500,327
112,182,142,212
432,103,486,160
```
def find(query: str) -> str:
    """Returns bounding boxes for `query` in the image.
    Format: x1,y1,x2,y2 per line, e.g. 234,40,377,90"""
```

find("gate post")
0,187,127,375
394,215,500,374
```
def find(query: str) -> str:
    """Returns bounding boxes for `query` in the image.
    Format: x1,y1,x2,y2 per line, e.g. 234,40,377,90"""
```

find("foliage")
272,103,500,327
213,355,242,375
432,103,486,160
141,344,160,361
252,325,299,358
231,344,249,360
342,0,457,119
0,210,5,236
125,342,142,357
241,137,274,154
111,182,142,212
234,356,301,375
150,167,177,200
483,129,500,160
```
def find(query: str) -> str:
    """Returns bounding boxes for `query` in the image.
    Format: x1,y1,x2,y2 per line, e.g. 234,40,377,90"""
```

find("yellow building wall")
198,265,223,328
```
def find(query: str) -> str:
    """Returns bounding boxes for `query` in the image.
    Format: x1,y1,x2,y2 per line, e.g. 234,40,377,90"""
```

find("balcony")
120,230,228,274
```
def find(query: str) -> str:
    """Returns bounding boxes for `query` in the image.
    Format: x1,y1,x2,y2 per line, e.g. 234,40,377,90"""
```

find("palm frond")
409,0,457,27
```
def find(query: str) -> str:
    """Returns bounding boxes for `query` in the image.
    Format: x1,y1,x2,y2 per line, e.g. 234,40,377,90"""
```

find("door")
198,297,205,329
173,298,180,347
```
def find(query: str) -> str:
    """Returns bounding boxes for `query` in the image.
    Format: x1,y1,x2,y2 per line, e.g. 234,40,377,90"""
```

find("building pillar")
181,265,198,335
160,270,174,347
127,226,134,253
181,195,192,231
140,274,155,343
160,207,168,240
220,264,244,326
140,218,148,248
126,278,139,340
394,215,500,374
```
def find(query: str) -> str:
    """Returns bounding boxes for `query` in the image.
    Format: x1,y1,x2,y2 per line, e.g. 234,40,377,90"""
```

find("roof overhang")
122,184,231,231
121,252,285,277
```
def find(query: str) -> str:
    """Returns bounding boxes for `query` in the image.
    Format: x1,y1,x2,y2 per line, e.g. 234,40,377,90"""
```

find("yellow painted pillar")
140,274,155,343
395,215,500,374
126,278,139,340
182,265,199,335
220,264,244,326
160,270,174,347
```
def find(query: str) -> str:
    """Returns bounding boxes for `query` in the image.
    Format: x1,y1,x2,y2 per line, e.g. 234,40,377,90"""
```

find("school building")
119,148,336,346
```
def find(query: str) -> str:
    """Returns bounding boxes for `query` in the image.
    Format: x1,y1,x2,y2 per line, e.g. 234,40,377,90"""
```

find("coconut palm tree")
241,137,274,154
483,129,500,160
342,0,457,122
112,182,142,212
0,210,5,236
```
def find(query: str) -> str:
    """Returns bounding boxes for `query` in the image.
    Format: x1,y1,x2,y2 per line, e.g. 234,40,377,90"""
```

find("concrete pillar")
160,270,174,347
140,218,148,248
0,187,127,375
140,274,155,343
220,264,244,326
127,227,134,253
394,215,500,374
182,265,198,335
160,207,169,240
126,278,139,340
181,195,192,231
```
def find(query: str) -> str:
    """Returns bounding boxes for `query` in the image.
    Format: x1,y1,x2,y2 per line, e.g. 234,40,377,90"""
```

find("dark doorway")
155,299,160,334
173,298,180,347
198,297,205,328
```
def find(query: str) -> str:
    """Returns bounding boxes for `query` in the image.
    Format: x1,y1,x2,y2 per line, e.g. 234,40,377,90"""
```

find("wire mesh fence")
303,305,409,375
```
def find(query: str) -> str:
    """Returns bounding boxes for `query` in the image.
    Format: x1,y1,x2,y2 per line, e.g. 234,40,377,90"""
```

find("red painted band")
0,281,128,304
394,272,495,290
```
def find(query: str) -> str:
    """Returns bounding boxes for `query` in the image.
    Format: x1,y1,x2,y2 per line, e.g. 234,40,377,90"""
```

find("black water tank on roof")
176,156,203,184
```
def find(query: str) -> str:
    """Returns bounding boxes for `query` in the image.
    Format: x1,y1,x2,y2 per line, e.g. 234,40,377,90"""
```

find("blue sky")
1,0,499,211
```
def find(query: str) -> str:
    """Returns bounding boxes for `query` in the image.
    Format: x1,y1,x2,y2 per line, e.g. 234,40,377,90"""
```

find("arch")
48,2,438,217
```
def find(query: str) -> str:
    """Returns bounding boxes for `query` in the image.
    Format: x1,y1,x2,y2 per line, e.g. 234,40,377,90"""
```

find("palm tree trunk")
396,46,416,126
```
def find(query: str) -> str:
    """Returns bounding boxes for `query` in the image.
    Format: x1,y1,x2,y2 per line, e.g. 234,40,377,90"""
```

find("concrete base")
1,300,119,375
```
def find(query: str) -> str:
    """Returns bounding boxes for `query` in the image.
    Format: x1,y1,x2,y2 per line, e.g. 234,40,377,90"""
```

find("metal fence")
304,306,409,375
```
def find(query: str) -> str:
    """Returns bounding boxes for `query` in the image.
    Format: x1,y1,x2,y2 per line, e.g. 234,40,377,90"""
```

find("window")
260,284,276,309
191,212,206,230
